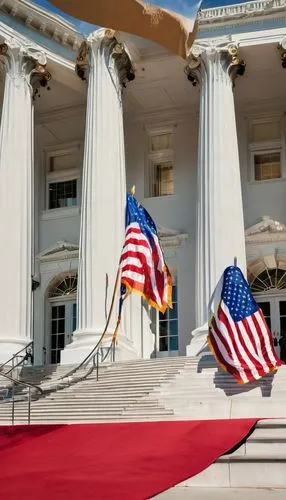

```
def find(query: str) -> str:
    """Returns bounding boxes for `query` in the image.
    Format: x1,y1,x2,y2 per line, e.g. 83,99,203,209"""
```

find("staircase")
1,355,286,494
1,355,286,424
176,419,286,490
0,357,188,424
152,355,286,420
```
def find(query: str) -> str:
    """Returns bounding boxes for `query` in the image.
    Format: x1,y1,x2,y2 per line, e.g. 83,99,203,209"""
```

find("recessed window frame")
44,142,82,212
145,124,176,198
248,116,285,183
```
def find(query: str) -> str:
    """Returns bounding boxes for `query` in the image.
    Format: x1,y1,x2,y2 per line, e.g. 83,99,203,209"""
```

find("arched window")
48,273,78,298
47,272,77,364
250,268,286,293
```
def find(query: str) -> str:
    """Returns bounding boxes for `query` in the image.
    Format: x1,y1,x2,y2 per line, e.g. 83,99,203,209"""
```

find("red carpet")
0,419,258,499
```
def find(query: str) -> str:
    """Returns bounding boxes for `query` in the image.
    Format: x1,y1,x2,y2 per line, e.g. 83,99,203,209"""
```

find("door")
256,296,286,361
50,301,76,364
152,282,179,358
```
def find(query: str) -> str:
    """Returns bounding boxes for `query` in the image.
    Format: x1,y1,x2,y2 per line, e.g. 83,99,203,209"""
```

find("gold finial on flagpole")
131,185,136,196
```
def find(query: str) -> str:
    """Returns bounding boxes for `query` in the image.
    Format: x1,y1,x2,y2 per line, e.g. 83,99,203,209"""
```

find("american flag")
208,265,283,384
120,193,172,313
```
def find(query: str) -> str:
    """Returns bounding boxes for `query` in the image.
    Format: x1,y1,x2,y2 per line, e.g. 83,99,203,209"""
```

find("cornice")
2,0,286,64
198,0,286,27
0,0,83,52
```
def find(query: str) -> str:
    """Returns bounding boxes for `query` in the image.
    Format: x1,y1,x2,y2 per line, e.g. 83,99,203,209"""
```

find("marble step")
155,487,286,499
183,421,286,489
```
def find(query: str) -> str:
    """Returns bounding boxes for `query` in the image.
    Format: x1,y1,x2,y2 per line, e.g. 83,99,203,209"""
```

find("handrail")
0,370,43,425
0,341,33,372
0,370,43,395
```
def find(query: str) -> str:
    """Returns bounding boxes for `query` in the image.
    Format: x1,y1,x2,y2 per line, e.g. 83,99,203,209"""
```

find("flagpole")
60,185,141,377
98,186,136,358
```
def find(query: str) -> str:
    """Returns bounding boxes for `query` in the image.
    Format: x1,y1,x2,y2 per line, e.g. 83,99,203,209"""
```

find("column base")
60,329,139,365
186,324,210,357
0,338,31,364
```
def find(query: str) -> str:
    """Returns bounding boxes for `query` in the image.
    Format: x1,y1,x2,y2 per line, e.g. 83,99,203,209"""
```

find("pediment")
38,240,79,262
157,226,189,248
245,216,286,244
157,226,180,237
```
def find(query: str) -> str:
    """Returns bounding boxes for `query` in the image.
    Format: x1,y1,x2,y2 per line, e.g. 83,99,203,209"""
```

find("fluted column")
61,29,137,364
0,39,50,362
186,42,247,356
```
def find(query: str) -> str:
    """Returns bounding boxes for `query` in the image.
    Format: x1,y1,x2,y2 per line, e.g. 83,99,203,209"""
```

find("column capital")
278,38,286,68
0,37,51,98
75,28,135,88
185,40,245,87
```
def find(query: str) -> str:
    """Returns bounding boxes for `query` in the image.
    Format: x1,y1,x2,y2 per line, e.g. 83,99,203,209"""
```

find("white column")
61,29,137,364
186,43,247,356
0,39,49,362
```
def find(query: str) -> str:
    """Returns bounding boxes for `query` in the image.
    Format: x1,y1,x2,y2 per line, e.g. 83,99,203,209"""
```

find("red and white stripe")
120,222,171,312
209,301,283,384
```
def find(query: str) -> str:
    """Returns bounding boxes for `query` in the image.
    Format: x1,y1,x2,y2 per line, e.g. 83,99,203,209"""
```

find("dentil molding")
0,0,82,51
199,0,286,25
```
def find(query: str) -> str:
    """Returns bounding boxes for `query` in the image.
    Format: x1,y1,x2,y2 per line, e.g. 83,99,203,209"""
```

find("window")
72,303,77,332
249,118,283,182
146,126,175,197
252,297,286,362
49,179,77,209
249,267,286,293
158,282,178,352
153,161,174,197
50,302,76,364
254,152,281,181
48,272,77,364
149,278,179,354
45,143,81,210
48,273,78,299
51,304,66,364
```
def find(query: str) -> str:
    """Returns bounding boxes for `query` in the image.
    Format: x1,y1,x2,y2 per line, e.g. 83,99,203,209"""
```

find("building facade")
0,0,286,365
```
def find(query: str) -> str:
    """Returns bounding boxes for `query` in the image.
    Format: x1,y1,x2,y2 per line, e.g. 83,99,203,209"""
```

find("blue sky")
33,0,248,34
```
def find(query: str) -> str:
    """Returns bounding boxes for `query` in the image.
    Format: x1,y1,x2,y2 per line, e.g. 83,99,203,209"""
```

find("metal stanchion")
28,387,31,424
96,350,99,381
11,385,15,425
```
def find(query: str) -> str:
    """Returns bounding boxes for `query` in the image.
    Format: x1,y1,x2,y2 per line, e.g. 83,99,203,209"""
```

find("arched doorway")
248,260,286,362
47,272,77,364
